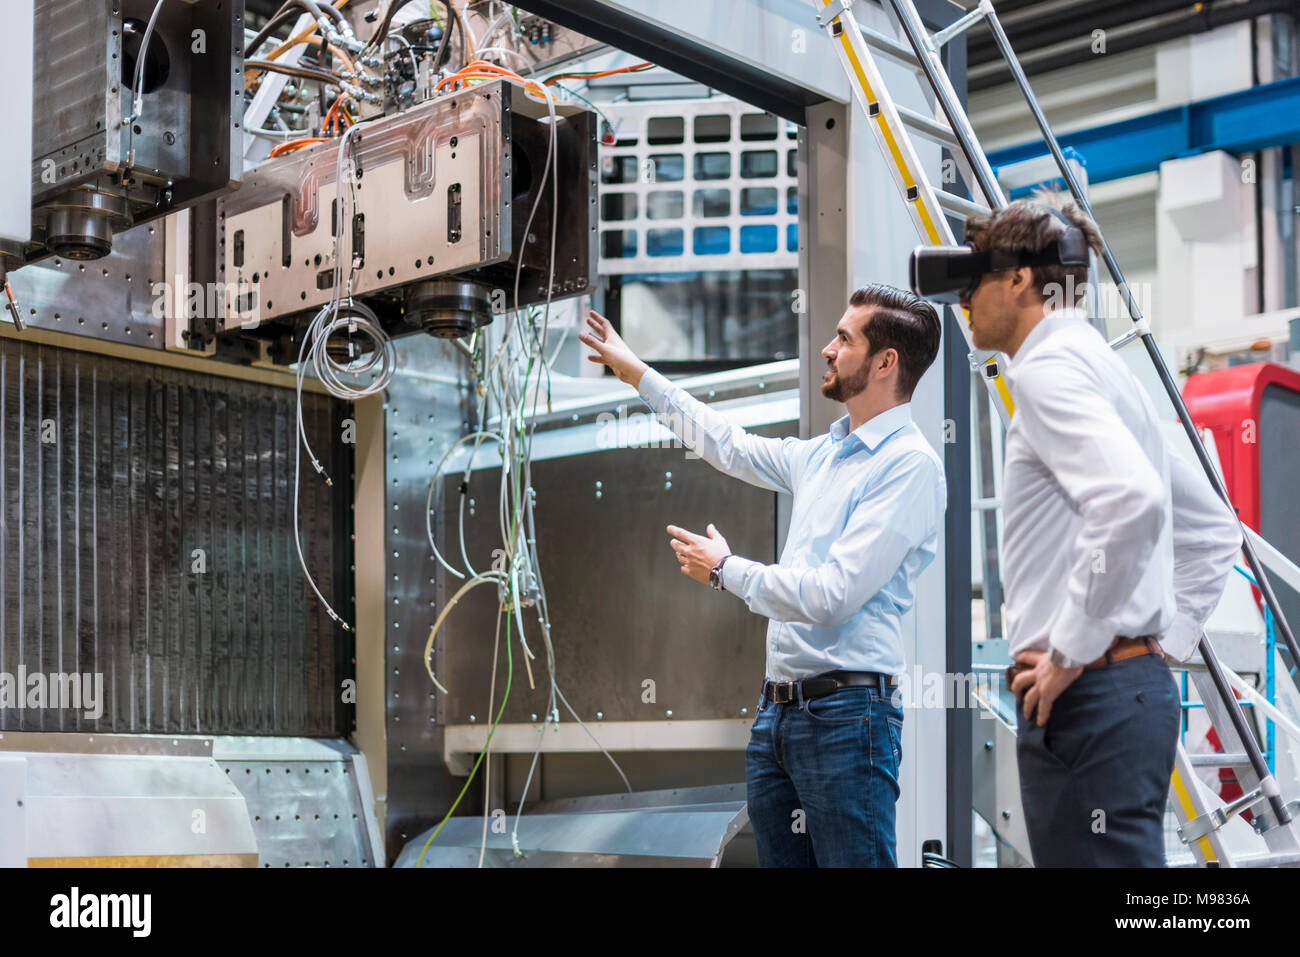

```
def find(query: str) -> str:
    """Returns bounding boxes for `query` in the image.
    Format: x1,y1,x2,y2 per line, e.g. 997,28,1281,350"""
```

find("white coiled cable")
292,119,396,631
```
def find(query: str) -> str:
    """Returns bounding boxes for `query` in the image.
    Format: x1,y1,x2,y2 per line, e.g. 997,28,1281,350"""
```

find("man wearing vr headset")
578,286,945,867
912,199,1240,866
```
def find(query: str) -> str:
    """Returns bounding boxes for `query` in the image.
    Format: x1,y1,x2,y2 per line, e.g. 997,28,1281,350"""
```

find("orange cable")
270,137,328,158
543,62,653,85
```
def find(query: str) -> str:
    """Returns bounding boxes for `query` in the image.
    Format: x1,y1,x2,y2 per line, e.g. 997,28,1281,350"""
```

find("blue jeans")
745,683,903,867
1016,653,1181,866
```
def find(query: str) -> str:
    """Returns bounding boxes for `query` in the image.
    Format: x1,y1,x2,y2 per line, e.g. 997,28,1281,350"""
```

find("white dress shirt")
637,368,946,680
1000,308,1242,663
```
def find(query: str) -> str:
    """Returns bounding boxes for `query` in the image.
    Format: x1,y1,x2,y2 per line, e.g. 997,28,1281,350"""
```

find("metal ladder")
811,0,1300,866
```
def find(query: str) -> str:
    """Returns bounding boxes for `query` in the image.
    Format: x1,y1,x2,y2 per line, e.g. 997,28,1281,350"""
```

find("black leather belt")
762,670,899,705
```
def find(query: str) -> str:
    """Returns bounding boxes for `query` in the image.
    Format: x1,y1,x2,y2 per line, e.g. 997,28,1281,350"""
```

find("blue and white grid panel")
597,98,799,275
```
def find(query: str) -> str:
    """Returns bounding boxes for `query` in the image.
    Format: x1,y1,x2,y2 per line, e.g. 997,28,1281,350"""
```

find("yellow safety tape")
984,356,1015,416
1169,767,1217,863
29,853,259,868
832,24,942,244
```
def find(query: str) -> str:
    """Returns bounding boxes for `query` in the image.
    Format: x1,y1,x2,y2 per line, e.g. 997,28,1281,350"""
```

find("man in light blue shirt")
579,284,946,867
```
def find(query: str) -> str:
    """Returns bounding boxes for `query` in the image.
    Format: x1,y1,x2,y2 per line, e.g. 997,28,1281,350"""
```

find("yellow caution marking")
984,356,1015,417
1169,767,1217,863
29,853,259,867
832,22,942,245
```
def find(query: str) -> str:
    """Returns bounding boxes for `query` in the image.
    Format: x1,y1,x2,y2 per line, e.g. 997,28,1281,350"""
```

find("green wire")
415,599,514,867
416,300,554,867
417,413,532,867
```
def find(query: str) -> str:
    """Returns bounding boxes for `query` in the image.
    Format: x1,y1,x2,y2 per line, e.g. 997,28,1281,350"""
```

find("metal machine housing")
3,0,244,278
210,78,597,353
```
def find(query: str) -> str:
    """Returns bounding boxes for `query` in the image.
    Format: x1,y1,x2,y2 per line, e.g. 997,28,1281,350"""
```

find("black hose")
363,0,422,53
244,0,344,58
432,0,457,70
314,1,345,24
245,7,299,57
246,58,342,86
283,0,326,23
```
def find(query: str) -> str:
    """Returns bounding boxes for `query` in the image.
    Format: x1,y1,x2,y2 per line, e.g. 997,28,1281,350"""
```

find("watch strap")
1048,645,1088,669
710,554,731,591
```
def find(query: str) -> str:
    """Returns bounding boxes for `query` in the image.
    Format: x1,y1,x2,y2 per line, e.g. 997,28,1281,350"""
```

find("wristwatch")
709,555,732,591
1048,645,1088,669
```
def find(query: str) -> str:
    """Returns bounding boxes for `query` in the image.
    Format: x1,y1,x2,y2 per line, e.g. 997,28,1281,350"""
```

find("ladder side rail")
1170,742,1233,865
1194,633,1294,828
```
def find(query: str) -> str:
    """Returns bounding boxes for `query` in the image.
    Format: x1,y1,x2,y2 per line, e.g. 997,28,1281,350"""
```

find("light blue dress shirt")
637,368,946,681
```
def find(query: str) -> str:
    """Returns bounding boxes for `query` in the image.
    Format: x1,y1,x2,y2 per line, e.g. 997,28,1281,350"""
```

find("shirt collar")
1011,307,1088,365
830,402,913,453
1003,307,1089,389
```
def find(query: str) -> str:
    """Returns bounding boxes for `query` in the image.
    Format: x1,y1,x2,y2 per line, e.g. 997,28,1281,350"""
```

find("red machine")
1183,362,1300,536
1184,362,1300,811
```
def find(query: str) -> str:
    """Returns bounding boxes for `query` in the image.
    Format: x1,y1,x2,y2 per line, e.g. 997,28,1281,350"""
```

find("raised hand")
667,522,731,585
577,310,649,387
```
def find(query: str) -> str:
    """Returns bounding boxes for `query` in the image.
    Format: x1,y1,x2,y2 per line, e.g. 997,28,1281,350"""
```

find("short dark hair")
848,283,941,399
963,195,1105,305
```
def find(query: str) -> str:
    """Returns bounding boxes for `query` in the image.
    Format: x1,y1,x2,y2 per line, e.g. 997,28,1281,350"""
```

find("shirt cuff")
1160,611,1203,663
720,554,757,596
636,367,672,413
1047,599,1118,665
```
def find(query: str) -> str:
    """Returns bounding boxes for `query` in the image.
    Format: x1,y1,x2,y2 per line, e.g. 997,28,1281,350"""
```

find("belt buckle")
770,681,795,704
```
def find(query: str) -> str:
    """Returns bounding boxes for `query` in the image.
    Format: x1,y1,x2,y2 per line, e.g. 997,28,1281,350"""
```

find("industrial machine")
7,0,1297,876
208,76,596,358
1186,363,1300,630
1,0,243,291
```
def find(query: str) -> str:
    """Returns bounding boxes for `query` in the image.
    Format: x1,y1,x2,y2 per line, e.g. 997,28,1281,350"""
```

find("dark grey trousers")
1015,653,1181,867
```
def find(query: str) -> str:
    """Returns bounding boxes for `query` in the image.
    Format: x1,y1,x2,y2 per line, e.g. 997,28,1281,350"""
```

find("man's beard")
821,363,872,403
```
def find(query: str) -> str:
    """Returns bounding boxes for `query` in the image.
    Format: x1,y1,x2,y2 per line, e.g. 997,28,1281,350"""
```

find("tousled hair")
963,194,1104,305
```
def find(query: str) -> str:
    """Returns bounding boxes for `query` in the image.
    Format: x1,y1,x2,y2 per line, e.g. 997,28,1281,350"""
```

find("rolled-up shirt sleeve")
1160,450,1243,661
638,367,800,494
1013,358,1170,664
719,451,943,626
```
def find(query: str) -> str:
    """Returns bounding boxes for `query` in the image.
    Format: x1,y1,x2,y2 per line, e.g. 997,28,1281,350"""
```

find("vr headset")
908,209,1090,304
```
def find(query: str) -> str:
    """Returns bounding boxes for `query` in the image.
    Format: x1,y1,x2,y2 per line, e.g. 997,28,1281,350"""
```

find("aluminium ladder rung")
930,2,989,49
934,189,990,221
858,23,922,69
1188,752,1252,769
895,103,960,150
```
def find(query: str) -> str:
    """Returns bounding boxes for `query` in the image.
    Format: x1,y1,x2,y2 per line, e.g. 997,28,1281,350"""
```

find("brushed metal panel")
213,735,383,867
5,220,166,347
21,751,258,861
437,432,786,725
222,756,375,867
0,337,353,734
381,332,472,857
395,783,749,868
